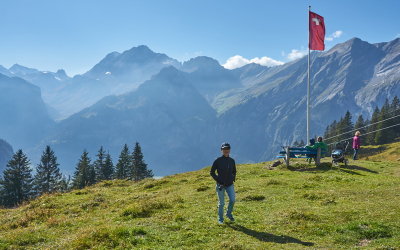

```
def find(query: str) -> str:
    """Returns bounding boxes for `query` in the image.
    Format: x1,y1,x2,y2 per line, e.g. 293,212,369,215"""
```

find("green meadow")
1,142,399,249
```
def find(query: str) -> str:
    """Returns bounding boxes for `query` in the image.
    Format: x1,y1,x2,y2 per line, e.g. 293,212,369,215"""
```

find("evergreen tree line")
323,96,400,146
0,142,152,208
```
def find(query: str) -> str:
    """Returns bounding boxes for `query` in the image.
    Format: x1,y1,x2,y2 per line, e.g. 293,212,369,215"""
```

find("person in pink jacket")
352,131,361,160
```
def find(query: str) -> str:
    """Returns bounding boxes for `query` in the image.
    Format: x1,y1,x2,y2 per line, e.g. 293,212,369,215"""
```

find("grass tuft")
286,211,319,221
71,226,147,249
121,199,172,219
196,185,209,192
302,192,323,201
242,194,265,201
266,179,282,185
335,221,394,244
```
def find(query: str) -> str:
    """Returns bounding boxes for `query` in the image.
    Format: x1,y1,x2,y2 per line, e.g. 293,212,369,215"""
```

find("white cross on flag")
309,11,325,50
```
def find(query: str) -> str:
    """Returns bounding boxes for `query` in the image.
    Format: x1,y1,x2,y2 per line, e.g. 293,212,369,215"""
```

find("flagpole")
307,5,311,144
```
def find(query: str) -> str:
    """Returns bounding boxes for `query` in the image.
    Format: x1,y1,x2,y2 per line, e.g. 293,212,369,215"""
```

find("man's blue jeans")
216,183,235,222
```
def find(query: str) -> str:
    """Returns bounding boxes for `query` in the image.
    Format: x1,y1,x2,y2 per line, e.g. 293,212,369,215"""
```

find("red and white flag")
309,11,325,50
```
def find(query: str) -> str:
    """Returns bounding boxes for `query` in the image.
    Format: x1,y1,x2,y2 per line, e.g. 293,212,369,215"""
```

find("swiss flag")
309,11,325,50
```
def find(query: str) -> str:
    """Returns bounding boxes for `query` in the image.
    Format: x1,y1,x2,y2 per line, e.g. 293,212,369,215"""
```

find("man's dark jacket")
210,155,236,186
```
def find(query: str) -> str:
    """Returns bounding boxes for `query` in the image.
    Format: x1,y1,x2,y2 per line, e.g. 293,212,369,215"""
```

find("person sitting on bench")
308,138,316,147
305,136,328,157
306,138,316,163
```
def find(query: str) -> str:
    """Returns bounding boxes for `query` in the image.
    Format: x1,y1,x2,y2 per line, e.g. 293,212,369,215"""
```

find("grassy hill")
1,144,400,249
360,140,400,163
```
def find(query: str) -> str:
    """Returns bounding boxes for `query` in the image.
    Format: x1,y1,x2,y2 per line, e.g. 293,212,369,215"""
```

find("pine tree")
103,153,114,180
72,150,93,189
58,175,71,192
33,146,62,196
338,111,353,142
0,150,33,207
88,164,96,186
323,125,330,139
375,99,392,144
114,144,131,179
94,146,106,182
130,142,153,181
390,96,400,139
354,114,367,135
94,147,114,181
366,107,380,145
0,181,5,207
324,120,337,144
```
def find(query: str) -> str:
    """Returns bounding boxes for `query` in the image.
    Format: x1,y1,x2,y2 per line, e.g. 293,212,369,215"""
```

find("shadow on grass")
339,164,378,174
227,224,314,246
335,168,362,175
287,162,332,173
286,162,378,175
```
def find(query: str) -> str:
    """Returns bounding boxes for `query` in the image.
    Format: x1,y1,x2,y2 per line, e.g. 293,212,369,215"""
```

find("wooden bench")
276,147,326,167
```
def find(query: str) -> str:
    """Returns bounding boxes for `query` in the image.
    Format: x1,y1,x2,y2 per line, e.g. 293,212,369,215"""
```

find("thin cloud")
223,55,284,69
285,30,343,61
326,30,343,41
287,49,307,61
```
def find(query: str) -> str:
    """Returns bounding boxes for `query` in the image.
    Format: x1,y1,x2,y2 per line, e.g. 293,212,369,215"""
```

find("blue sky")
0,0,399,75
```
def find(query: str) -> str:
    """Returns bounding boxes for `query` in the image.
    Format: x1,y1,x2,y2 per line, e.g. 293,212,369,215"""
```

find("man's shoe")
218,220,224,225
226,215,235,222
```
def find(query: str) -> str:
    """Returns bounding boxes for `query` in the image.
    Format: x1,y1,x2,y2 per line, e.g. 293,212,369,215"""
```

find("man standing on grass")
210,142,236,224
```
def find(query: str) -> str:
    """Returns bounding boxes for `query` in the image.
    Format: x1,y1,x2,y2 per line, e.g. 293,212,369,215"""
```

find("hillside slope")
360,140,400,163
1,152,399,249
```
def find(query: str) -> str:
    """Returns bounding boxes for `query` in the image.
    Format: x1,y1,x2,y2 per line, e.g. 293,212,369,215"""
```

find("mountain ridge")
1,37,399,175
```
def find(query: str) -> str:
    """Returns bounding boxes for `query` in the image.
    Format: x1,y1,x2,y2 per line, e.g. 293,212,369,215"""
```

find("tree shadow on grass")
226,223,314,246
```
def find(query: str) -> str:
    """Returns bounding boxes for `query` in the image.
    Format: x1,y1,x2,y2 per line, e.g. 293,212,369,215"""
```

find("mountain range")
1,46,181,120
0,37,399,176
